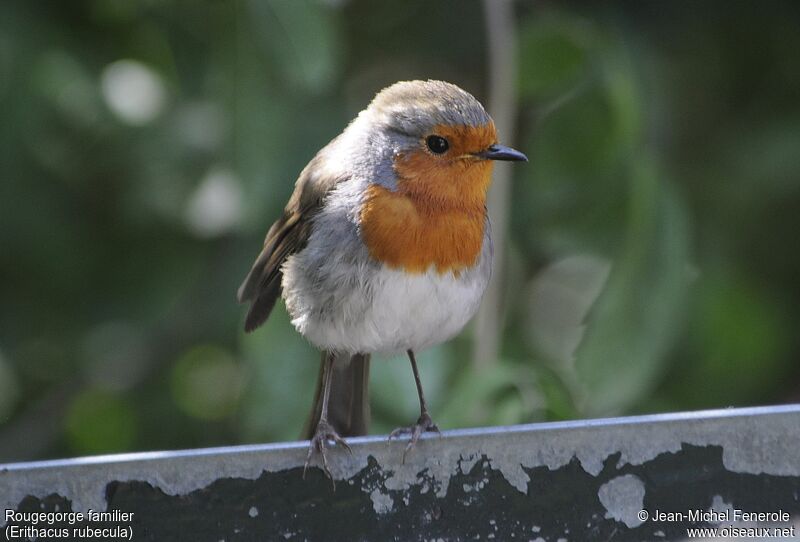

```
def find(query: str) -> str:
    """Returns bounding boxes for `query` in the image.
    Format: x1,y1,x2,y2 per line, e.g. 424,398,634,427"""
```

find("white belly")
347,266,486,353
282,243,492,355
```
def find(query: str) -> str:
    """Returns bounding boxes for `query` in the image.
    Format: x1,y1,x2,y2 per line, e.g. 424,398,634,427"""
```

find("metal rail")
2,405,800,541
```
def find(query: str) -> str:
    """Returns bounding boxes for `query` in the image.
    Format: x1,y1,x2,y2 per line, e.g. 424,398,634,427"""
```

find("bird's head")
365,80,527,209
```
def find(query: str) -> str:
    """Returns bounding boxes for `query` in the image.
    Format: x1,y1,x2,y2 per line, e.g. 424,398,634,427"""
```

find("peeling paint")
708,494,733,524
1,404,799,531
598,474,646,528
369,487,394,514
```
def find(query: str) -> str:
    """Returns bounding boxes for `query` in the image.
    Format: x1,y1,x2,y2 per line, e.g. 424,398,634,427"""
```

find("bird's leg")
304,351,352,483
389,349,440,461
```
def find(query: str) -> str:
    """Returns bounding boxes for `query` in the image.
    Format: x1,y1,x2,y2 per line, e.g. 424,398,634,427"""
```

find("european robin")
238,80,527,477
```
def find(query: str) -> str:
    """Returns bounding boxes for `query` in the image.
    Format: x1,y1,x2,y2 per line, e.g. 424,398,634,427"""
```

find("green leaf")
436,362,540,429
573,163,690,415
518,16,591,101
246,0,342,93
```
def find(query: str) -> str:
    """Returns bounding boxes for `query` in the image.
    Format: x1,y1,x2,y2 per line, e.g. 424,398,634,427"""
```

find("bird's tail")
302,351,371,439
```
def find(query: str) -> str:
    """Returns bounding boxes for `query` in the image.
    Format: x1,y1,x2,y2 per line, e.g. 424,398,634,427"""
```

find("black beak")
478,143,528,162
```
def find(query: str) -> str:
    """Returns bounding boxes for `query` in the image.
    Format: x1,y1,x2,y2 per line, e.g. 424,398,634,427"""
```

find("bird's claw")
303,420,352,486
389,412,440,463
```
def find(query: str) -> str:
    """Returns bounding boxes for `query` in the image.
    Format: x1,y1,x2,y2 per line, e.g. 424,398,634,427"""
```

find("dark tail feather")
303,351,371,439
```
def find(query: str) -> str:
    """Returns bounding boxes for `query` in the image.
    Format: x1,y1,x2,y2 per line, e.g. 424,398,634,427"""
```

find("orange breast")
359,149,494,275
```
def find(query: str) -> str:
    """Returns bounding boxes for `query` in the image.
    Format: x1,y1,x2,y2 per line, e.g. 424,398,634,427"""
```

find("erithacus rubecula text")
238,80,527,478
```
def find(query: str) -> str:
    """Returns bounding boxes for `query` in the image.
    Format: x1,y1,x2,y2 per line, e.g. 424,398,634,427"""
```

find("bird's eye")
426,135,449,154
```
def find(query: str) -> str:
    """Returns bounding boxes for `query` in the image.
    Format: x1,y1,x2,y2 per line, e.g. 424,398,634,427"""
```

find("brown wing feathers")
237,153,345,333
238,211,311,332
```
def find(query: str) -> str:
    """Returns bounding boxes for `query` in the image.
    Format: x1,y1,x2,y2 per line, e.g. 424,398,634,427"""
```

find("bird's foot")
389,411,440,463
303,420,352,485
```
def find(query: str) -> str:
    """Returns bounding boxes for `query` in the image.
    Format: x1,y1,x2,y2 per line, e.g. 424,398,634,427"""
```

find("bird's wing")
237,153,346,332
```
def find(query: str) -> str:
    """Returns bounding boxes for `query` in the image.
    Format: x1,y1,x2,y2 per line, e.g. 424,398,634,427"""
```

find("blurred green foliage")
1,1,799,461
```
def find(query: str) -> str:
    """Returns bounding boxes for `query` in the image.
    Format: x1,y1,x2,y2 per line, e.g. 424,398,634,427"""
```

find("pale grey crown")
367,80,493,137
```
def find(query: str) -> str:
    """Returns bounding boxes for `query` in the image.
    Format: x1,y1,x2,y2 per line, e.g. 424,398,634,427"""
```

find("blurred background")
1,0,799,462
